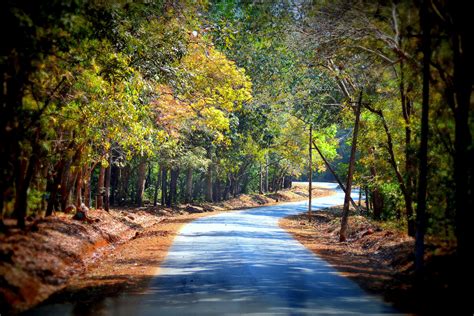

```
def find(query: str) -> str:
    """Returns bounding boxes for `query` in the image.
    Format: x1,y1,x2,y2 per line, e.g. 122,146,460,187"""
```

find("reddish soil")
0,185,332,314
280,206,460,315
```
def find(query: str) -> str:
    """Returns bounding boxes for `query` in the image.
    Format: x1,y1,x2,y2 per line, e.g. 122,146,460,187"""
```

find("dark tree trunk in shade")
206,164,213,202
153,165,161,206
96,165,105,209
365,104,414,234
169,168,179,207
415,0,431,277
59,159,72,212
83,164,93,208
136,158,147,207
308,125,313,221
339,91,362,242
364,186,370,212
265,155,269,192
185,168,193,203
75,166,83,209
161,166,168,206
104,154,112,212
447,4,472,312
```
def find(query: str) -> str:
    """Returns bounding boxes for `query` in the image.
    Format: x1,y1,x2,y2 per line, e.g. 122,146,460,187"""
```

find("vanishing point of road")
32,182,399,315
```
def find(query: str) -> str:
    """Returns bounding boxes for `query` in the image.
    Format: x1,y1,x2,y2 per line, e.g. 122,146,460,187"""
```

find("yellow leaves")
201,106,229,132
153,84,193,137
181,40,252,114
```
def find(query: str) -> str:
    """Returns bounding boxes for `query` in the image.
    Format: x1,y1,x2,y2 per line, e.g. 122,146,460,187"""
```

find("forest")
1,0,472,314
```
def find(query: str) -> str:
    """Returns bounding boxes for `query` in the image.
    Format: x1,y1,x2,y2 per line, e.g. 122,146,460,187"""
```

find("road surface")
32,183,398,315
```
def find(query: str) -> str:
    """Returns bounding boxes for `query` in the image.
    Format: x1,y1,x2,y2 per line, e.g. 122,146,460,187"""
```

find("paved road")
32,183,398,315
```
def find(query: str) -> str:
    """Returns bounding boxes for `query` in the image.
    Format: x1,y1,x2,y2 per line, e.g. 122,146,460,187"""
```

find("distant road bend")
33,182,399,315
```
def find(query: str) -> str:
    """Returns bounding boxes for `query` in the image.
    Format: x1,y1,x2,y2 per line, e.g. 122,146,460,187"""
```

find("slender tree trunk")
365,104,415,234
136,158,147,207
161,166,168,206
83,162,97,208
169,168,179,207
259,163,264,194
400,58,417,236
75,166,83,208
358,188,362,207
308,125,313,221
312,140,359,209
145,164,152,190
206,163,213,202
83,166,91,208
194,174,204,200
60,159,72,212
153,165,161,206
185,168,193,203
104,154,112,212
96,165,105,209
365,186,370,212
265,155,269,192
110,165,118,206
415,0,431,276
450,5,472,312
340,91,362,242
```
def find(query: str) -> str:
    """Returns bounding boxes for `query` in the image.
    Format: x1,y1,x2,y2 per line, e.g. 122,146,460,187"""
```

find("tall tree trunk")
400,57,417,236
364,186,370,212
153,165,161,206
75,166,83,208
259,163,264,194
83,162,97,208
308,125,313,221
110,164,118,206
96,165,105,209
365,104,415,235
60,159,72,212
185,168,193,203
340,91,362,242
206,163,213,202
450,4,472,312
104,153,112,212
415,0,431,276
119,165,130,205
216,177,222,201
168,168,179,207
161,166,168,206
145,164,152,190
312,140,359,209
136,158,147,207
265,155,269,192
194,174,203,200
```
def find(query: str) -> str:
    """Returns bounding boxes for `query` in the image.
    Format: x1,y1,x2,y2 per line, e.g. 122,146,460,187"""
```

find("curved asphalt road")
32,183,398,315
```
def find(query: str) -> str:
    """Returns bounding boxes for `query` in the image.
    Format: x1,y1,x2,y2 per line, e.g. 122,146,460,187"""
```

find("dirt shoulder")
1,184,332,314
279,206,458,315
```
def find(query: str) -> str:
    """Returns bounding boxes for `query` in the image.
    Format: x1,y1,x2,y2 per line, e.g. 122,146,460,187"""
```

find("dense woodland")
1,0,472,306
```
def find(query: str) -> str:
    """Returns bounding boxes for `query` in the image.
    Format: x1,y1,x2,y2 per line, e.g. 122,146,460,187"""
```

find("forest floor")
280,206,459,315
0,184,332,314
